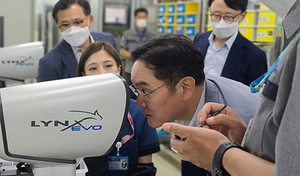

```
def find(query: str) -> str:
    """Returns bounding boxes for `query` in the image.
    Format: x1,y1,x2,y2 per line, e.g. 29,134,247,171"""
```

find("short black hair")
134,7,148,17
208,0,248,12
131,34,205,92
52,0,91,23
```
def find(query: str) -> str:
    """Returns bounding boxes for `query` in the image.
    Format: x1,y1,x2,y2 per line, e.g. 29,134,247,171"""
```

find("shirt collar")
177,82,206,126
282,4,300,44
189,82,206,126
208,30,238,50
70,35,95,54
134,27,147,37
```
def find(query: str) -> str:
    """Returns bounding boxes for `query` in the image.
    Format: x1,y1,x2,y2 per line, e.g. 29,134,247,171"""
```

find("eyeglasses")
210,12,242,24
58,17,89,31
129,83,166,101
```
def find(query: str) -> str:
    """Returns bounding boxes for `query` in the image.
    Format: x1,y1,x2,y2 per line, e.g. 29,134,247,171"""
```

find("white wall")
0,0,34,47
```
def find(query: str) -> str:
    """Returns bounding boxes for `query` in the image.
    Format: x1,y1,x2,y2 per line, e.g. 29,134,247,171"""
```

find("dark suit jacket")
37,32,118,82
193,31,267,86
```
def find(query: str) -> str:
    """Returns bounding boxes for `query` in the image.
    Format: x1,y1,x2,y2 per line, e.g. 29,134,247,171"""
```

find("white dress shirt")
71,35,95,63
203,30,238,77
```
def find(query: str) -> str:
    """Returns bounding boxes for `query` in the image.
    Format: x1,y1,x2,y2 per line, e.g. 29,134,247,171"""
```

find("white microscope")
0,73,129,176
0,41,44,87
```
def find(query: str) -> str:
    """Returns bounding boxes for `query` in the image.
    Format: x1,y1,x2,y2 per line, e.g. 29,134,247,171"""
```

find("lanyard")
121,112,135,144
250,40,294,93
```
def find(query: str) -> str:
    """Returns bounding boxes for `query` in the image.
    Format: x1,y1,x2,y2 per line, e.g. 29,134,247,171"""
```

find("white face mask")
136,19,147,28
260,0,299,18
211,19,239,39
61,19,90,47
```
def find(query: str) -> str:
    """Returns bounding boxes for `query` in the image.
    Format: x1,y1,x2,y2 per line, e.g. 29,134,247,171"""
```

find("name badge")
108,156,129,171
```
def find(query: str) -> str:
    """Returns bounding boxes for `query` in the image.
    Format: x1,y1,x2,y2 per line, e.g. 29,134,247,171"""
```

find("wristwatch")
212,142,243,176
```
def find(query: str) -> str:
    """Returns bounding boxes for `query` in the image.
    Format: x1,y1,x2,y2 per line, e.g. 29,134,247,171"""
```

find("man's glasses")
129,83,166,101
59,17,89,31
210,12,242,24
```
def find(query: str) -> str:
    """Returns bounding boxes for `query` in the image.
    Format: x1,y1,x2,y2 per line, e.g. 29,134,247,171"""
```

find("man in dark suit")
193,0,267,86
37,0,118,82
